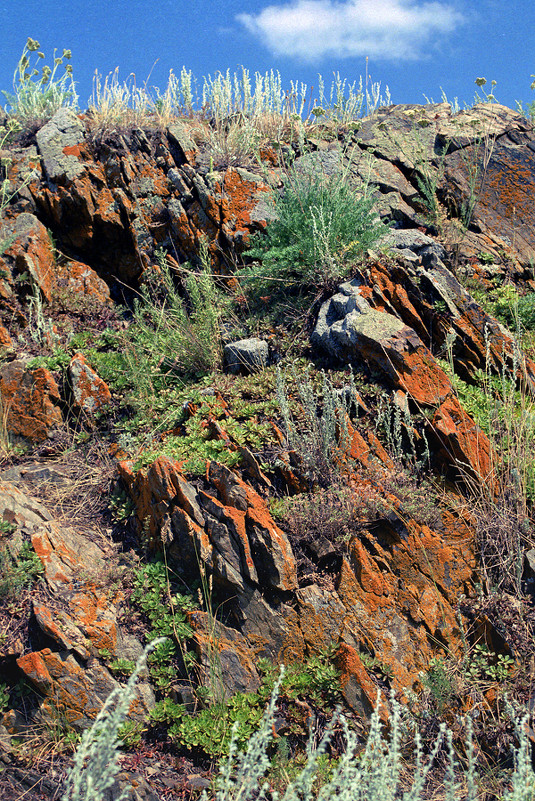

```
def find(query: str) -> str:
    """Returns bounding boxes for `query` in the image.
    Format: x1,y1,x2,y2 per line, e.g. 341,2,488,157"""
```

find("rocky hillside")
1,97,535,799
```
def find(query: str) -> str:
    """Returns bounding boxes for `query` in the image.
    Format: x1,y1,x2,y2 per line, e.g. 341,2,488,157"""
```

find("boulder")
189,611,261,699
119,456,298,594
35,107,86,183
312,279,452,406
54,258,111,303
224,337,269,374
68,353,112,415
0,361,62,442
3,213,56,301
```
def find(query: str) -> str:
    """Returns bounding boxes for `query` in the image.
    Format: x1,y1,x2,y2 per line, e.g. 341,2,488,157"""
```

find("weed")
439,337,535,596
131,558,197,693
63,640,161,801
0,117,36,254
375,393,430,470
107,658,136,678
463,643,514,684
2,37,77,129
421,657,455,713
474,77,498,104
275,365,361,487
0,540,44,600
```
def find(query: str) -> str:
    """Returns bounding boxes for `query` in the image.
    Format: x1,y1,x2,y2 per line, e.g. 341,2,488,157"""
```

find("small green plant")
131,559,197,692
463,643,515,684
108,485,135,524
107,658,136,678
0,681,10,710
167,692,265,757
421,657,455,713
0,540,44,600
117,720,145,749
147,649,340,760
27,348,71,371
0,520,16,535
2,37,77,127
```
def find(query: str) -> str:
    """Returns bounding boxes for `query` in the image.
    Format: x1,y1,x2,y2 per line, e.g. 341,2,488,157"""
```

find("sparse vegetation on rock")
1,41,535,800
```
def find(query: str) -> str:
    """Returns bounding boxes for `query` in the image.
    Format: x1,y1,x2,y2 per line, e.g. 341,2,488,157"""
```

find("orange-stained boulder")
0,324,12,350
68,353,111,415
189,611,261,699
431,395,493,481
16,648,152,731
335,643,386,720
119,456,298,593
55,259,111,303
3,213,56,301
0,361,62,442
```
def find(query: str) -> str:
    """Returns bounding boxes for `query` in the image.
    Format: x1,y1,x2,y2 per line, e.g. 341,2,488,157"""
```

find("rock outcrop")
0,98,534,798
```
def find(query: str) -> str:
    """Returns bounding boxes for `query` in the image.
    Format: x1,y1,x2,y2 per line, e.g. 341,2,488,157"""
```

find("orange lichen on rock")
0,362,62,442
335,643,387,719
68,353,112,415
432,395,493,481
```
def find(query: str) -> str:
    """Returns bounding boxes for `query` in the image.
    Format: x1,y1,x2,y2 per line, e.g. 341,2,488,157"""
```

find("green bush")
148,648,340,760
131,559,197,692
240,161,386,304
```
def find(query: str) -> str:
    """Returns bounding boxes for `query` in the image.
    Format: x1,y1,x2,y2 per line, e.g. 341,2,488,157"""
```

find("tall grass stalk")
86,64,390,133
442,331,535,596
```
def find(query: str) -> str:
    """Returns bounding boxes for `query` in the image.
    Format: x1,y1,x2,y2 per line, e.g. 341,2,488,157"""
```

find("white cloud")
237,0,464,61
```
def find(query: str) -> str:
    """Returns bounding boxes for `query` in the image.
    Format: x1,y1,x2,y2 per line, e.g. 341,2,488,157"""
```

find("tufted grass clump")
2,37,78,129
275,365,362,487
113,240,225,422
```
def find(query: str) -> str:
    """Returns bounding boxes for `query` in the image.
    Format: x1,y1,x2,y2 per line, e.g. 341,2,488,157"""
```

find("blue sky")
0,1,533,115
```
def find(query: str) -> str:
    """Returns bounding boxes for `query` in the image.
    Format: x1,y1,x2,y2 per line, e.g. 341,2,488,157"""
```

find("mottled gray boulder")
224,337,268,374
312,278,374,356
382,228,447,263
36,107,85,183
